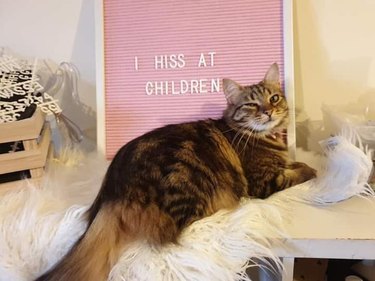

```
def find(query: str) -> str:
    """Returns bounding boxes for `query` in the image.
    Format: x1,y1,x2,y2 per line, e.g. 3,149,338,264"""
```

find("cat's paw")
301,164,317,181
291,162,317,182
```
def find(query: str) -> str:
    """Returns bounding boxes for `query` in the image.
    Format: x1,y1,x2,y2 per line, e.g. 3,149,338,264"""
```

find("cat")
35,63,316,281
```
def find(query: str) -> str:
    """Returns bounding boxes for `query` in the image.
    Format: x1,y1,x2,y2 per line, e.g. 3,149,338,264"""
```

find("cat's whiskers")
231,126,246,148
235,126,251,151
251,124,261,153
241,125,257,155
254,125,262,149
222,127,237,134
231,124,252,152
237,121,259,155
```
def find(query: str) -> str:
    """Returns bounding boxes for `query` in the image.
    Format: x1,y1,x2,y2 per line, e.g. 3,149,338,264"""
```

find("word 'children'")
135,52,220,96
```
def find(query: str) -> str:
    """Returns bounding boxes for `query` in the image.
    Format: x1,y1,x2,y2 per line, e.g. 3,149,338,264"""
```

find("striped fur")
35,63,316,281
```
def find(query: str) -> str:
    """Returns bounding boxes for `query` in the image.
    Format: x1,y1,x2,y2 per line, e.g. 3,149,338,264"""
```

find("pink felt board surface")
102,0,285,158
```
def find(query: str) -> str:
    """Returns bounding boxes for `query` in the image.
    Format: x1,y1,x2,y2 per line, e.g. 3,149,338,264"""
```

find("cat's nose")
264,109,273,117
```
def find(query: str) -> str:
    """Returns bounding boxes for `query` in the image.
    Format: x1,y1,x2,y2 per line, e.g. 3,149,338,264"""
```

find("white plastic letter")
198,53,207,67
208,52,216,66
146,82,153,95
134,56,139,70
211,78,220,92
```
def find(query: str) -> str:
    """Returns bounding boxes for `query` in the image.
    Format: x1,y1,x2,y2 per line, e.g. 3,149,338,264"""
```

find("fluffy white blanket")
0,134,373,281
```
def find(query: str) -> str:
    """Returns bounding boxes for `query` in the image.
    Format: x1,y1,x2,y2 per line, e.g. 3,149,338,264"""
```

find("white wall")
294,0,375,121
293,0,375,150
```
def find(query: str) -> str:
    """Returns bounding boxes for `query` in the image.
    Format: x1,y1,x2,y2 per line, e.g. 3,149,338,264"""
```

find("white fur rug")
0,134,373,281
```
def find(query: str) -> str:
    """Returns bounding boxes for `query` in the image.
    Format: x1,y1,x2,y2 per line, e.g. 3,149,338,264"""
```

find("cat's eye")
244,103,258,108
270,94,280,103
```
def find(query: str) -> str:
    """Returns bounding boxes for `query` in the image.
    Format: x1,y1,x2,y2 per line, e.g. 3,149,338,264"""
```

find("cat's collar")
266,129,286,144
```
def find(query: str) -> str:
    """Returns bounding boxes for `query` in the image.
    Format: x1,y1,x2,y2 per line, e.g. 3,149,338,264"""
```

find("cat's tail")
35,200,178,281
34,204,130,281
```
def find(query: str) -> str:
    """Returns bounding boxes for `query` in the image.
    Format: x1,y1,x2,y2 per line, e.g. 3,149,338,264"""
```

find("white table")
271,196,375,281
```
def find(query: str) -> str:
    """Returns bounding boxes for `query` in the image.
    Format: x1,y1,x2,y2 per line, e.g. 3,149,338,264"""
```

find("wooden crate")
0,108,52,189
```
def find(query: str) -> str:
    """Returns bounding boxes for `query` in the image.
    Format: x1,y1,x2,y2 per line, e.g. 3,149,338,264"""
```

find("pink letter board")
96,0,295,159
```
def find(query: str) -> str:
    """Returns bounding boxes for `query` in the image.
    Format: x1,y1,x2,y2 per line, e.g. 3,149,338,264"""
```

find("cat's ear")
263,63,280,86
222,79,243,105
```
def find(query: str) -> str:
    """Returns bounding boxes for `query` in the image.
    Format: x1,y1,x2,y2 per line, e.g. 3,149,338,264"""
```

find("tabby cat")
36,63,316,281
